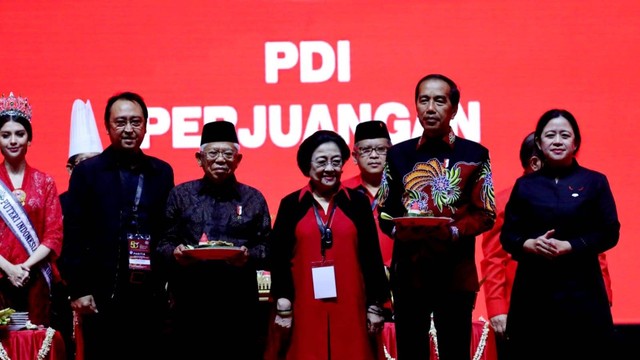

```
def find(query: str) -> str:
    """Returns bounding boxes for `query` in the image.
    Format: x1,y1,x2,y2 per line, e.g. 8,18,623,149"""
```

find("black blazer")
269,186,390,307
59,145,174,303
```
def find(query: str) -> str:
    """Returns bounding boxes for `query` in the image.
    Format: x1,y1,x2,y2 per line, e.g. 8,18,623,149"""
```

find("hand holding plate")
392,216,453,242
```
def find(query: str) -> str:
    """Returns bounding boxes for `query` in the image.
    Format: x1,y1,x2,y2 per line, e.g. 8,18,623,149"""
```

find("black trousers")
393,284,476,360
80,284,170,360
50,281,75,360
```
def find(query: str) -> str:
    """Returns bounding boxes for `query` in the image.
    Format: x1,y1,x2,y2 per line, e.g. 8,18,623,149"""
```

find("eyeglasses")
358,146,388,157
112,117,144,129
202,150,236,161
312,159,343,169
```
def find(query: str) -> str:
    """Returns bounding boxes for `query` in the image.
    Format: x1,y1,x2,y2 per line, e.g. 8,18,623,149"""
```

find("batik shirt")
378,128,496,292
157,174,271,268
156,175,272,359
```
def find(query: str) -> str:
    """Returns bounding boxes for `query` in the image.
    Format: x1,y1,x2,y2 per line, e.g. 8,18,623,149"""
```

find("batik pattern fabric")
156,175,271,360
378,129,496,292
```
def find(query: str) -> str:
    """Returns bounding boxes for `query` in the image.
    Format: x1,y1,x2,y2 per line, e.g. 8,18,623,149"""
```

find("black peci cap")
201,121,239,145
354,121,390,142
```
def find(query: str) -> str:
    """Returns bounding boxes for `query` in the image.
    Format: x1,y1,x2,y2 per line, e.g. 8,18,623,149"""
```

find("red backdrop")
2,0,639,323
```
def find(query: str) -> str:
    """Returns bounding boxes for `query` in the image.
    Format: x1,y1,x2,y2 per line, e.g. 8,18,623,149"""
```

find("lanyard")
132,174,144,213
357,187,378,211
119,172,144,232
312,201,336,259
112,173,144,298
119,172,144,210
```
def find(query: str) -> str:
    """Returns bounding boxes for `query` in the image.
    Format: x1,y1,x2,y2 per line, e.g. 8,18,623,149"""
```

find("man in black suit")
59,92,175,360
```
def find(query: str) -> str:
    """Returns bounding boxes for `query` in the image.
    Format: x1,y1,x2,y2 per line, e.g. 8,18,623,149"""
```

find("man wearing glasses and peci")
343,120,394,268
156,121,272,360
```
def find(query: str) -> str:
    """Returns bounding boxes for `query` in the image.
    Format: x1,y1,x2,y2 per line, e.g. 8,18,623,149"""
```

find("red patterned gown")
0,163,63,326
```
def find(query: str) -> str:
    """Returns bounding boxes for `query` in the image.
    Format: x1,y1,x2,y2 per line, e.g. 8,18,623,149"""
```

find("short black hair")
296,130,350,176
0,114,32,141
519,132,543,170
414,74,460,112
67,154,80,168
104,91,148,129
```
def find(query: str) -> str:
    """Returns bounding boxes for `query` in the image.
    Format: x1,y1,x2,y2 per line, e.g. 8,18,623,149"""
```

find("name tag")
311,261,337,299
128,233,151,271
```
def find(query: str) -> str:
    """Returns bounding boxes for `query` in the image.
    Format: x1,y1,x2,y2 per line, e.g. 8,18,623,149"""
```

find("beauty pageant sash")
0,180,53,290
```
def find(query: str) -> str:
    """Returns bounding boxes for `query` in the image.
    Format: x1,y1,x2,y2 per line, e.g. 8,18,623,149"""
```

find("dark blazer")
59,145,175,304
500,160,619,354
270,186,389,307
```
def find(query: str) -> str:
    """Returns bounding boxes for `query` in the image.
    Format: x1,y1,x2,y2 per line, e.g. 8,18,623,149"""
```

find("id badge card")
311,260,337,299
128,233,151,271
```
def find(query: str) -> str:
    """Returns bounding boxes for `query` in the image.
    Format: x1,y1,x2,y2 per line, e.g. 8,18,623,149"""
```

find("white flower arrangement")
0,327,56,360
384,315,491,360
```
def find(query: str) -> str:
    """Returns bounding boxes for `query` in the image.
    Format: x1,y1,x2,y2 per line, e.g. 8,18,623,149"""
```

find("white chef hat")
68,99,103,159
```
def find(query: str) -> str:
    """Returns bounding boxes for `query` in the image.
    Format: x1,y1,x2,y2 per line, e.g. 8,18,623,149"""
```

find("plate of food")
0,324,25,331
183,240,244,260
391,216,453,228
0,308,15,330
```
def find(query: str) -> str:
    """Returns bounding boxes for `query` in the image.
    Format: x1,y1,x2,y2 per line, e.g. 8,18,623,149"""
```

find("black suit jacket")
59,145,174,304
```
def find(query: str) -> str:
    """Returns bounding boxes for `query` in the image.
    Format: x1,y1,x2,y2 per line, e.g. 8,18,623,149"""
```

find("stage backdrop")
3,1,639,323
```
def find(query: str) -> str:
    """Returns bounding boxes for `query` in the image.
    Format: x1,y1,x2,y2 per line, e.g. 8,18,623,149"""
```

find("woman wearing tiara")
0,92,63,326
